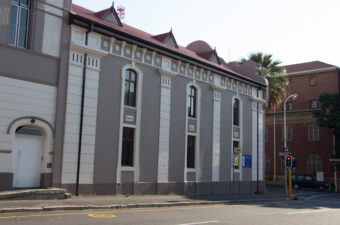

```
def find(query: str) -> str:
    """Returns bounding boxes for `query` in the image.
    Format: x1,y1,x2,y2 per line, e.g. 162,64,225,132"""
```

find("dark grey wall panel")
93,55,128,185
220,91,232,181
52,0,71,186
0,0,10,44
30,1,45,53
198,82,213,181
168,76,187,182
241,95,252,181
0,45,58,85
138,63,161,183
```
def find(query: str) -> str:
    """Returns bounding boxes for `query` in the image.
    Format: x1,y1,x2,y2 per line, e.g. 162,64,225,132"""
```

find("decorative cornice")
158,69,177,78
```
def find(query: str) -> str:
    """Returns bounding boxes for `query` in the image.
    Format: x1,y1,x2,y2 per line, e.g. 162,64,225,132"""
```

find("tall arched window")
188,86,196,118
124,69,137,107
233,98,240,126
307,154,322,173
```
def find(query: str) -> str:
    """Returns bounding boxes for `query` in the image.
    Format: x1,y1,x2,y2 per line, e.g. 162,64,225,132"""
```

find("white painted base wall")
0,76,56,174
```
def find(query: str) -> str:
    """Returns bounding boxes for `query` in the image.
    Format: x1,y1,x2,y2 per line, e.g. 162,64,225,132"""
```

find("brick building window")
287,102,293,111
309,77,317,86
288,79,292,88
307,154,322,173
282,126,292,142
308,124,319,141
265,155,270,173
310,100,318,109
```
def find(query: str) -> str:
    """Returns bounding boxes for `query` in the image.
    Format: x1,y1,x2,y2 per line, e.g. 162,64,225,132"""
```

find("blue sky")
73,0,340,66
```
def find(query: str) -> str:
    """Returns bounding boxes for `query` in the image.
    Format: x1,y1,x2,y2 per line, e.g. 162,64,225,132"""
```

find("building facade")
0,2,267,195
0,0,71,190
265,61,340,182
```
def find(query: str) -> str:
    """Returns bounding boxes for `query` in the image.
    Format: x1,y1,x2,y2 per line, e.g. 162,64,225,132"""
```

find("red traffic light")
287,156,291,161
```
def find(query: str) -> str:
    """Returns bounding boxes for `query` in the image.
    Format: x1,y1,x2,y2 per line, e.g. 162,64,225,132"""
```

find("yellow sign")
234,147,242,154
234,154,239,166
88,214,117,218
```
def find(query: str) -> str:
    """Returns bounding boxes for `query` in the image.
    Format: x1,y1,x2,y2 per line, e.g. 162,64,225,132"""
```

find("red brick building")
265,61,340,183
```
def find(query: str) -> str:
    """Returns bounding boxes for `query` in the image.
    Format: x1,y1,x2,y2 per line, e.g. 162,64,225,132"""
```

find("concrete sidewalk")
0,190,291,213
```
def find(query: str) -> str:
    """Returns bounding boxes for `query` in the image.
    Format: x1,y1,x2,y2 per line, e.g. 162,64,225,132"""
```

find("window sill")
124,105,137,110
186,168,196,172
121,166,135,171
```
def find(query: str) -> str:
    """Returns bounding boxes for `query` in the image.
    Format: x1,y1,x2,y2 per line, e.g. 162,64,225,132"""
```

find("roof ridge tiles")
71,3,266,86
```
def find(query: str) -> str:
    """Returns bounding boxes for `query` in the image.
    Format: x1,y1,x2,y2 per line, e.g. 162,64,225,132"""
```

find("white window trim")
308,124,319,142
117,64,143,184
184,81,201,182
231,95,243,180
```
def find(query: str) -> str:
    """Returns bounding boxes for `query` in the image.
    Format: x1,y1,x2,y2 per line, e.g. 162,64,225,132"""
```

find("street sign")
242,155,252,168
279,152,291,156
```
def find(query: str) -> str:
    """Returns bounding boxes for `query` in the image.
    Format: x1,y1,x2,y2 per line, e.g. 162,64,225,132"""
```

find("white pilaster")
212,90,221,182
62,46,102,184
157,75,172,182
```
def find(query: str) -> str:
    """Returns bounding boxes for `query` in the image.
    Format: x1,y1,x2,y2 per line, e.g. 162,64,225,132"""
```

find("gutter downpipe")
256,89,259,193
75,22,93,196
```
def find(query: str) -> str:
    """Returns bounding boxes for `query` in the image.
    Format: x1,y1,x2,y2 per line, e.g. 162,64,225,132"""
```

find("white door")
12,135,43,188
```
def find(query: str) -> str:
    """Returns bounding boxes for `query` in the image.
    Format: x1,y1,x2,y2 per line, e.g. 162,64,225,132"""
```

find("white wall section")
157,75,172,182
62,49,101,184
212,90,221,182
0,76,56,173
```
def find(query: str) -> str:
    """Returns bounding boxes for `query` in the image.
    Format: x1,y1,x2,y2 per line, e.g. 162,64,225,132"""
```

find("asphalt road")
1,192,339,225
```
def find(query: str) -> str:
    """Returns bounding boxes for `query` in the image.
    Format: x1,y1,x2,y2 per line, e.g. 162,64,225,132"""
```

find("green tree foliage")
239,52,288,110
313,93,340,157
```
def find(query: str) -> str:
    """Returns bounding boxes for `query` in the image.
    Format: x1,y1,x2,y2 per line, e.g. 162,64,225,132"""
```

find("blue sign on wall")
242,155,252,168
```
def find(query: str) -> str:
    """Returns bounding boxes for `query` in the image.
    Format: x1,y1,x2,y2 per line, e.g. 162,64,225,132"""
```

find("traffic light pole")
284,101,288,196
288,168,292,197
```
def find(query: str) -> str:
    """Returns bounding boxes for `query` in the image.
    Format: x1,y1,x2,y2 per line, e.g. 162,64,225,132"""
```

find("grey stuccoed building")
0,1,267,195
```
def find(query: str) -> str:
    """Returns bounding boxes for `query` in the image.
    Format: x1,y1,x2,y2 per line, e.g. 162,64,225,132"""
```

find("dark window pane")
17,7,28,48
188,86,196,118
187,136,195,168
233,99,240,126
21,0,29,7
9,4,18,45
130,72,135,81
121,127,134,166
124,69,137,107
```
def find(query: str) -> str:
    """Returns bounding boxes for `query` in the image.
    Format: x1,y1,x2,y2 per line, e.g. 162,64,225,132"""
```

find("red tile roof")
71,4,266,86
152,32,169,42
283,61,337,74
228,60,266,85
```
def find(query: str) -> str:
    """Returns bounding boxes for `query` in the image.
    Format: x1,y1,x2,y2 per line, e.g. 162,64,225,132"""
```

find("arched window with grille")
124,69,137,107
188,86,196,118
306,154,322,173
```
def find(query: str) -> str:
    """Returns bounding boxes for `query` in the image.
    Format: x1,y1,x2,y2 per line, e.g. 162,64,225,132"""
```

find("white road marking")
287,209,338,215
177,220,219,225
304,194,337,200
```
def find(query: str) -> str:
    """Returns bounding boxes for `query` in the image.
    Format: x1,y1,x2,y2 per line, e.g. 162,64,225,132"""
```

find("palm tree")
240,52,288,110
240,53,287,182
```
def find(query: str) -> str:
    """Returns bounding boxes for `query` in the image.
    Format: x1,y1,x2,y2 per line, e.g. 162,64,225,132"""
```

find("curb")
0,197,290,214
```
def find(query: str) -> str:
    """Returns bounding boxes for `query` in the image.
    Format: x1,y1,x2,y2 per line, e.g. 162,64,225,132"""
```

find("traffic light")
292,157,296,168
285,155,292,168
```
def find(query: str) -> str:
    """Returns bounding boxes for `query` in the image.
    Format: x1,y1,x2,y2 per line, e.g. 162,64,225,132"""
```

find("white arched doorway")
12,126,44,188
8,117,54,188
